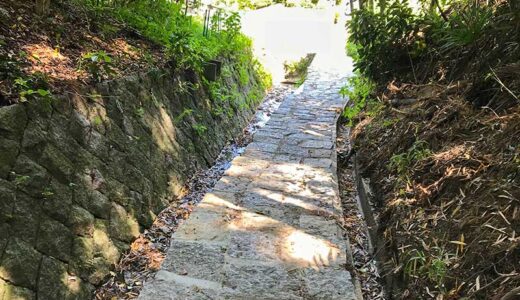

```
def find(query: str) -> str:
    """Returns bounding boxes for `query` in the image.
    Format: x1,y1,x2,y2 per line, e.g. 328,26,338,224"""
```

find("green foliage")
13,77,51,103
79,51,115,82
135,107,145,118
14,175,30,186
223,12,242,40
239,67,250,85
75,0,271,115
346,0,518,100
192,123,208,136
284,54,314,79
389,139,431,176
41,187,55,199
92,115,103,127
339,73,376,125
253,59,272,90
431,4,492,51
174,108,194,124
347,0,419,81
404,247,454,291
214,0,319,10
108,0,255,72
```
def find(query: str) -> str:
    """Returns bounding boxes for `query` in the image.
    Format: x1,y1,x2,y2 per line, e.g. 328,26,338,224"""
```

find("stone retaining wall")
0,64,265,299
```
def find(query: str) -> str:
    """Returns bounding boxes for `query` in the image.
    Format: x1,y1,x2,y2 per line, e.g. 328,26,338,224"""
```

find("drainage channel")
95,84,295,299
337,124,388,300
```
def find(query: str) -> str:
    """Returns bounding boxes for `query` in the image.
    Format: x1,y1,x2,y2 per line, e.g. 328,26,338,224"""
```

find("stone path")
139,63,358,299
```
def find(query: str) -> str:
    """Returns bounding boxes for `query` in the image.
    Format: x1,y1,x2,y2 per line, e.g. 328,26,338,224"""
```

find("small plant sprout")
192,123,207,136
14,77,51,102
80,51,115,82
14,174,30,186
41,187,55,199
135,107,145,118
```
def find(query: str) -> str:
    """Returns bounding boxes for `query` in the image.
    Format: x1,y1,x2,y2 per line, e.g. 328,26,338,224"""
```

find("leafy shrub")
283,53,315,85
13,77,51,102
75,0,271,117
79,51,115,82
347,0,420,81
404,247,455,292
389,139,431,177
192,123,208,136
339,73,376,125
346,0,519,108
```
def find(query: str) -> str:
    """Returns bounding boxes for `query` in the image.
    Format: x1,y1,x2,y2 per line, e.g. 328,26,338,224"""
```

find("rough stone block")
0,182,14,224
68,110,90,146
92,219,120,264
0,138,19,179
67,205,95,237
139,270,227,300
11,192,40,245
162,241,226,282
300,140,334,149
0,238,42,289
227,231,281,262
222,260,301,297
0,104,27,139
37,256,70,299
104,178,130,207
70,237,95,282
82,190,111,220
87,130,110,158
36,217,74,262
38,143,75,183
0,222,9,252
41,179,72,224
0,279,35,300
174,209,232,245
71,224,117,285
109,202,140,242
12,155,50,198
20,121,48,158
300,268,356,300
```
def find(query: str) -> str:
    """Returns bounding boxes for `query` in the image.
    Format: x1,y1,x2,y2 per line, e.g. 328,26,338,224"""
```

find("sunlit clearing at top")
241,4,352,83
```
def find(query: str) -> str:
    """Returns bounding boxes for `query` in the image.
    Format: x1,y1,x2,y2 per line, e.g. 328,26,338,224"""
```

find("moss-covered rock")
0,279,35,300
37,256,69,299
10,192,41,245
0,138,19,179
0,104,27,139
109,202,140,242
67,205,95,237
0,238,42,288
36,217,74,262
0,59,266,297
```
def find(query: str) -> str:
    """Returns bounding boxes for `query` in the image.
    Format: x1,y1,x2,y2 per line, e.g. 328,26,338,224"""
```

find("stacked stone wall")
0,65,264,299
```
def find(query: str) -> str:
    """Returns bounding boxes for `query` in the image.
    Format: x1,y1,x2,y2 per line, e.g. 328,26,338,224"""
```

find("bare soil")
0,0,165,105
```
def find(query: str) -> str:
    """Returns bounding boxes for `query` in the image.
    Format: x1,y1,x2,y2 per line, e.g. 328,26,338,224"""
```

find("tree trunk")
35,0,50,15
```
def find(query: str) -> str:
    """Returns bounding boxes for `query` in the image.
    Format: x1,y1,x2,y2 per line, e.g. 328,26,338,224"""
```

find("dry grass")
352,82,520,299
